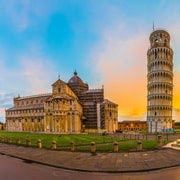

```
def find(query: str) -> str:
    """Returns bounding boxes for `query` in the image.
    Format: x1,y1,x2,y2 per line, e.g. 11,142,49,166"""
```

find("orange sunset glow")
90,29,180,121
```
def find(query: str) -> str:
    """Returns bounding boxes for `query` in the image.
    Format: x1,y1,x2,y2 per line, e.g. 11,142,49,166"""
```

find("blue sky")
1,0,180,122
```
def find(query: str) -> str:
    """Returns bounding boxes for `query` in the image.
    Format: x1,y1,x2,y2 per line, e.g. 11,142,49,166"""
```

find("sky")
0,0,180,123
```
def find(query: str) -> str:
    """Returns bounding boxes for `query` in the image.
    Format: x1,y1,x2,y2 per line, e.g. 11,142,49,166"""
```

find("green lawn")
0,131,163,152
175,129,180,133
0,131,123,148
76,140,160,152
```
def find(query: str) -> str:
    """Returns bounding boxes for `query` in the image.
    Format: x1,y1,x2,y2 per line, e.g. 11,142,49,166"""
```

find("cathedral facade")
6,72,118,133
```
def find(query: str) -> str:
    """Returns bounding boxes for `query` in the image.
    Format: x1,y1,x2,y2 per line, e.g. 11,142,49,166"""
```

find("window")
155,51,157,59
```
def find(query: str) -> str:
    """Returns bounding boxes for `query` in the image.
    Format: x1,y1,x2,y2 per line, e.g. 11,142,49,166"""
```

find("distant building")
118,120,147,132
173,121,180,130
6,71,118,133
147,29,173,133
103,99,118,132
0,123,5,130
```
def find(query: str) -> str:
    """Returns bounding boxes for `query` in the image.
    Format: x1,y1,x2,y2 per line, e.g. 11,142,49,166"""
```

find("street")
0,154,179,180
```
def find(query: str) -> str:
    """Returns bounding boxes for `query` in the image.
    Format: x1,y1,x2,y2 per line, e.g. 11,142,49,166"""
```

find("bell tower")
147,29,173,133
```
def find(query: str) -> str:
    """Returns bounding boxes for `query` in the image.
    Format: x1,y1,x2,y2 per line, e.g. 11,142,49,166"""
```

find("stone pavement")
0,143,179,173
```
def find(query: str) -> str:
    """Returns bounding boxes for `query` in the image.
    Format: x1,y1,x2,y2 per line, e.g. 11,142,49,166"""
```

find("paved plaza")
0,142,179,173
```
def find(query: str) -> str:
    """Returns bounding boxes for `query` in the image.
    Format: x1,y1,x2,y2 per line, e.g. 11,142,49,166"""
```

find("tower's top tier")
149,29,170,48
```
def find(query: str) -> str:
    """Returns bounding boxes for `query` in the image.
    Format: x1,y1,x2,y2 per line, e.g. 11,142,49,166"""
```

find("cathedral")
6,71,118,133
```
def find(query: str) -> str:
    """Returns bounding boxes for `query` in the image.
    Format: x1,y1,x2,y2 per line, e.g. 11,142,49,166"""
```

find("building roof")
68,71,84,84
14,93,52,100
150,29,170,39
52,78,66,86
6,104,44,111
103,99,118,106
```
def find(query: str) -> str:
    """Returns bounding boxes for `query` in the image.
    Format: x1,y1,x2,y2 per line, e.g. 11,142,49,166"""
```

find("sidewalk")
0,143,179,173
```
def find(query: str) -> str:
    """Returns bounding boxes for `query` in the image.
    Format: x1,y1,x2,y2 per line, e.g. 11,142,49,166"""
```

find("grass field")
0,131,124,147
0,131,168,152
175,129,180,133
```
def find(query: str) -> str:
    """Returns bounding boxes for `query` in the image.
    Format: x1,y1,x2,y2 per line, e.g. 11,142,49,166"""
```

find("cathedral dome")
68,71,84,84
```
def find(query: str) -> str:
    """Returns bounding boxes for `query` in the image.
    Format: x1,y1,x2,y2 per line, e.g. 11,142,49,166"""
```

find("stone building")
6,72,118,133
103,99,118,132
118,121,147,132
147,29,173,133
6,78,82,133
68,71,118,132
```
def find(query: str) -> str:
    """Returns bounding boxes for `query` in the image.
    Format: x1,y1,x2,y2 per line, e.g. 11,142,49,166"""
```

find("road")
0,154,179,180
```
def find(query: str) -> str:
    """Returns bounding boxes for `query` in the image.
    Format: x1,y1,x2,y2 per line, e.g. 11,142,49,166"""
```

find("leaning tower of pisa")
147,29,173,133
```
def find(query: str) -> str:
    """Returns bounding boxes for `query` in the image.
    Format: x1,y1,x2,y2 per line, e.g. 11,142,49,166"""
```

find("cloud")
1,0,59,32
0,47,57,95
173,108,180,122
15,53,58,95
0,93,15,107
0,93,16,123
89,24,149,119
0,108,5,123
